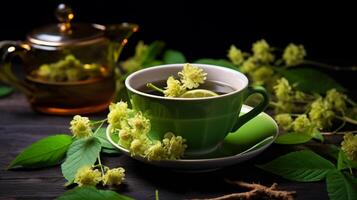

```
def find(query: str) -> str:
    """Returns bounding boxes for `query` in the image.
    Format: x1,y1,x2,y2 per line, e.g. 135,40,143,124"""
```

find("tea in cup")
125,64,269,156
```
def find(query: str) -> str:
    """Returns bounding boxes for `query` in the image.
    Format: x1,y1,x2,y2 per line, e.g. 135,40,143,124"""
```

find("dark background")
0,0,356,87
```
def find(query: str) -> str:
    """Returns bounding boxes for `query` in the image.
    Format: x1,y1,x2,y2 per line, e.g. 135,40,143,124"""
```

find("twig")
191,180,296,200
302,60,357,71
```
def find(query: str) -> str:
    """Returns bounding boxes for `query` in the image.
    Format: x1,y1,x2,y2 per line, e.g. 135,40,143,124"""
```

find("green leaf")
8,135,72,169
0,85,13,98
141,41,165,66
163,49,186,64
275,67,345,93
61,137,101,183
326,170,357,200
275,132,313,144
257,150,335,182
194,58,239,70
311,129,324,142
337,150,357,171
94,127,116,149
56,186,133,200
101,148,120,154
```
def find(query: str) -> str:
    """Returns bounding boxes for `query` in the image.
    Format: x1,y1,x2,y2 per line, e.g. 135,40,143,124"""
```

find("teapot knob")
55,4,74,32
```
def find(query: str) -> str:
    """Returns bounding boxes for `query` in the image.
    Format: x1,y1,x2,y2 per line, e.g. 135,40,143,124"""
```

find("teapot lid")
27,4,105,47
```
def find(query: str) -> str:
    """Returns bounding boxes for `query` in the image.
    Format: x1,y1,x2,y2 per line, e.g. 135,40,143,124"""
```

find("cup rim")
125,63,249,101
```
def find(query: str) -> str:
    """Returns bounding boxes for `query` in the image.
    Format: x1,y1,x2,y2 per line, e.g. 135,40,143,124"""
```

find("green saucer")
106,105,278,171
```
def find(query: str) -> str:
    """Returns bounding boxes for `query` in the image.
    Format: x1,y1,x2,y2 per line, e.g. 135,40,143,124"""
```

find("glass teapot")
0,4,138,115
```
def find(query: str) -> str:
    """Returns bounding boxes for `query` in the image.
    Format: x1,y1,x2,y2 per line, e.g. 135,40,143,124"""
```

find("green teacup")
125,64,269,156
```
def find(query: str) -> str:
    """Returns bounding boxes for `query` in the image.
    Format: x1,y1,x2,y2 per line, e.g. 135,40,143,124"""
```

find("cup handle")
0,41,32,96
231,86,269,132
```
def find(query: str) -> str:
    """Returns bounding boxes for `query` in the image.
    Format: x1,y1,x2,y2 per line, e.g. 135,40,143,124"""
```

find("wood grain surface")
0,93,330,200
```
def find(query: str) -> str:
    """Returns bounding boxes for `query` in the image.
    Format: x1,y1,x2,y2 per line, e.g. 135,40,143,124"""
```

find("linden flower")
251,66,274,86
240,57,257,73
275,114,293,131
283,43,306,66
145,141,165,161
178,63,207,89
308,98,334,129
292,114,313,133
130,139,146,156
74,166,102,187
70,115,93,138
108,102,128,129
273,78,293,101
227,45,245,65
128,112,151,135
163,76,186,97
341,133,357,162
103,167,125,186
326,89,347,111
252,39,275,63
162,132,187,159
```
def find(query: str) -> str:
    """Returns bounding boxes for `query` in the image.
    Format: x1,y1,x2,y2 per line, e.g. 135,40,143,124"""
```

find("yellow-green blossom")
295,91,307,102
103,168,125,186
240,57,257,73
70,115,93,138
128,112,151,135
251,66,274,86
130,139,146,156
283,43,306,66
308,98,334,129
162,132,187,159
252,39,275,63
274,78,293,101
178,63,207,89
292,114,313,133
163,76,186,97
341,133,357,162
108,102,128,129
275,114,293,131
74,166,102,187
326,89,347,111
145,141,165,161
227,45,245,65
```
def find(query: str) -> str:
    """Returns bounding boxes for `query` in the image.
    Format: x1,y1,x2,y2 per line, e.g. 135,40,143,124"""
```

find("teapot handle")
0,41,33,96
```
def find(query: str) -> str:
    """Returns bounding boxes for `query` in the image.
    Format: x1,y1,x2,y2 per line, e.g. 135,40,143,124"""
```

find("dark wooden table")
0,92,330,200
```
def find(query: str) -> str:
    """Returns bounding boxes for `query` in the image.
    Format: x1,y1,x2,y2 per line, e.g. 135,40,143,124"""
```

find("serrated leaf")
0,86,13,98
61,137,101,183
8,135,72,169
326,170,357,200
257,150,335,182
163,49,186,64
56,186,133,200
94,127,116,149
275,67,345,93
275,132,313,144
337,150,357,171
194,58,239,70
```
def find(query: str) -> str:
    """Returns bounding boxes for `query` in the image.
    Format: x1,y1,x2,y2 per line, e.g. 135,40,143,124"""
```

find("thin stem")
146,83,165,93
91,118,107,125
336,115,357,125
346,97,357,107
302,60,357,71
332,120,346,134
97,154,105,176
322,130,357,135
93,120,106,136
